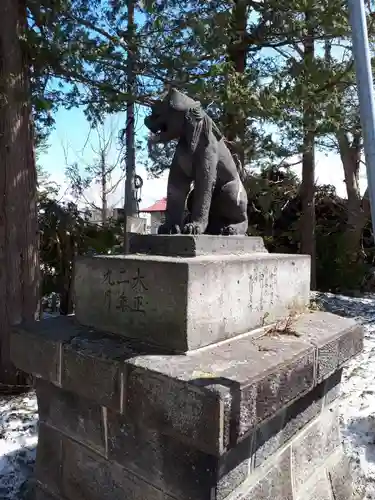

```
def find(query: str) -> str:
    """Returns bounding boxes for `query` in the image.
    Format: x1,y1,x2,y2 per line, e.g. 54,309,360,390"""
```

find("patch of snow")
0,293,374,498
0,392,38,499
317,292,375,499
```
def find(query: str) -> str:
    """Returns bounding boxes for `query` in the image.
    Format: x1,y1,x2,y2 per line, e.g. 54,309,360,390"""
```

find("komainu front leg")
183,147,218,234
182,222,205,234
221,220,248,235
161,155,191,234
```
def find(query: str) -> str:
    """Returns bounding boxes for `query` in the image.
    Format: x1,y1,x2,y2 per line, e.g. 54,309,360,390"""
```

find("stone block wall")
11,310,364,500
10,236,365,500
32,373,360,500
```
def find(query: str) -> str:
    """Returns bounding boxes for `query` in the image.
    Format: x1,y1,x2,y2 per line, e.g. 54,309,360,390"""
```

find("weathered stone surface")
11,311,357,457
35,423,63,496
36,379,106,455
237,448,293,500
35,484,63,500
108,411,216,499
127,333,315,454
10,316,76,384
217,439,252,500
323,368,343,407
129,234,267,257
291,403,341,494
62,436,176,500
62,345,121,410
291,311,363,381
254,339,315,425
61,331,131,411
327,451,356,500
126,365,222,454
253,370,341,468
297,470,333,500
108,408,252,500
253,408,286,469
338,325,364,368
74,252,310,351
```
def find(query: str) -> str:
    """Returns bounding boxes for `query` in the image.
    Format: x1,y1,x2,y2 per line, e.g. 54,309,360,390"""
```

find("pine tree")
0,0,39,387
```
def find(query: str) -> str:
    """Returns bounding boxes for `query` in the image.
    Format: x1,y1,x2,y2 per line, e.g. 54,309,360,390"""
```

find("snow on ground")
1,294,375,499
317,292,375,499
0,392,38,499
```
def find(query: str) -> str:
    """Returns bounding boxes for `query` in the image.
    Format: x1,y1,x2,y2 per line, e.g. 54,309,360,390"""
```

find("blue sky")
37,11,369,209
38,103,367,210
38,99,369,211
38,104,170,209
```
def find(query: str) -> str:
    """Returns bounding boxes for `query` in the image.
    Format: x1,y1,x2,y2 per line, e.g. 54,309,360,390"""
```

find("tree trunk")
224,0,247,166
0,0,39,386
124,0,137,253
337,131,366,262
300,11,316,289
100,150,108,225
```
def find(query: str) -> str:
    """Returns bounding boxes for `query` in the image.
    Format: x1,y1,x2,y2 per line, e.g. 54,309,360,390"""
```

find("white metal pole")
124,0,137,253
348,0,375,234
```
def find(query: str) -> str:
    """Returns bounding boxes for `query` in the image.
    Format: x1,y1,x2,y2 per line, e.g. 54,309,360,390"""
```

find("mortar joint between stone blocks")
247,432,256,476
35,479,62,500
321,377,341,413
120,368,126,415
43,420,108,461
102,406,108,458
290,440,297,500
218,398,226,456
57,343,62,387
293,453,337,500
324,467,335,500
312,346,318,388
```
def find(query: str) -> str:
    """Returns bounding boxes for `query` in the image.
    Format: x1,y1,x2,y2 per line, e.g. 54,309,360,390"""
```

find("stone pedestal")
10,236,364,500
74,236,310,351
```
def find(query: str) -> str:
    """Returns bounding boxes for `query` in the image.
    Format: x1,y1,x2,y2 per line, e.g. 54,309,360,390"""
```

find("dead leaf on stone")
191,370,216,379
264,314,302,338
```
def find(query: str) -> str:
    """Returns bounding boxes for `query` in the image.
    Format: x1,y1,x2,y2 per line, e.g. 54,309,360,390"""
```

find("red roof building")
139,198,167,213
139,198,166,234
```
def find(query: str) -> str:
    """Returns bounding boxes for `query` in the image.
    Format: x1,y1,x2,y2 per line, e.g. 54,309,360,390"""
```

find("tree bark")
0,0,39,386
337,131,366,262
124,0,137,252
300,11,316,289
224,0,248,166
100,150,108,225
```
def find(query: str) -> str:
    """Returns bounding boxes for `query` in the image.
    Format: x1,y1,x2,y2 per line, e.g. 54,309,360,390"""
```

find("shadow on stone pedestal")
10,236,365,500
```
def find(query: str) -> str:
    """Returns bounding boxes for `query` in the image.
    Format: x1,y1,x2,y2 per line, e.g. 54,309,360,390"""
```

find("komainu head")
144,88,204,144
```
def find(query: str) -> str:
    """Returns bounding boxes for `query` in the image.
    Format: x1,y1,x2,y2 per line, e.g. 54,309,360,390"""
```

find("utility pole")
123,0,137,253
348,0,375,236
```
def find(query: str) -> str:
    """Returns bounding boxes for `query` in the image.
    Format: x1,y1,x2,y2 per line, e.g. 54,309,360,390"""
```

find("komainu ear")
169,88,199,112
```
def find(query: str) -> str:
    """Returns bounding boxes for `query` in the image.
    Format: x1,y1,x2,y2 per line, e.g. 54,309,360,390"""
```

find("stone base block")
33,377,361,500
11,312,363,453
74,250,310,351
129,234,268,257
11,311,363,500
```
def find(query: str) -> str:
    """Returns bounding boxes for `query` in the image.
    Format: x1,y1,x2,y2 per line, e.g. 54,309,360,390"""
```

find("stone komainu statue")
144,88,248,236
